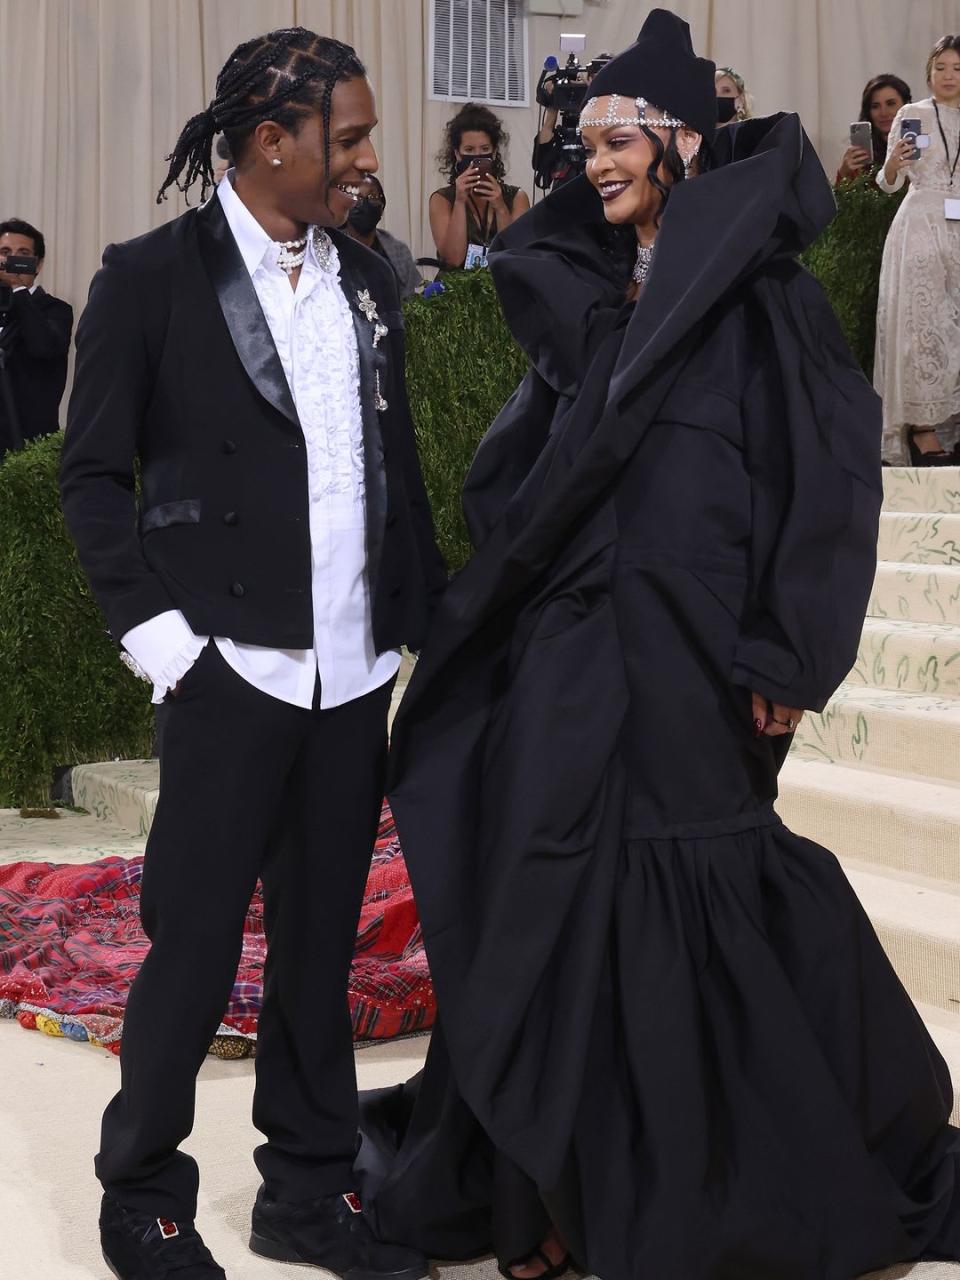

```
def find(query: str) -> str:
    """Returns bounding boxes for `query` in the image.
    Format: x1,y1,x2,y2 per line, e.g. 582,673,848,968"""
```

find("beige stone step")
792,684,960,783
71,759,158,838
777,755,960,886
841,859,960,1016
868,561,960,625
850,617,960,696
877,512,960,565
882,464,960,513
0,807,145,864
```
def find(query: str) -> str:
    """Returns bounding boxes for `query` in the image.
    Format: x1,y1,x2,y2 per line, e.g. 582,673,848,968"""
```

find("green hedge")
0,181,901,804
404,269,528,570
0,435,153,806
799,170,906,375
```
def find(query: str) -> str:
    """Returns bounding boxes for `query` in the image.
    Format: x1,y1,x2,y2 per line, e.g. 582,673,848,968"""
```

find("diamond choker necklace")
632,241,656,287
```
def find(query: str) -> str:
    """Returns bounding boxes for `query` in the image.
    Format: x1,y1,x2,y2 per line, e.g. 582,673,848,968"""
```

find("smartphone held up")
900,117,928,162
849,121,873,159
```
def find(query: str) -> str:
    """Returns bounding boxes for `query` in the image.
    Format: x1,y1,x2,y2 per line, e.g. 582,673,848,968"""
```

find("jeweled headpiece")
577,93,685,136
580,8,717,140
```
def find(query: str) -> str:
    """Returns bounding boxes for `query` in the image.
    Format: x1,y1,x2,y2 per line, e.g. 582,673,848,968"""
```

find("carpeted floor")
0,1019,452,1280
0,804,434,1054
1,1018,957,1280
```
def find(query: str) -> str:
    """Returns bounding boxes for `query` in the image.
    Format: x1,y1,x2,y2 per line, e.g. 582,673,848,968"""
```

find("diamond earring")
271,157,282,167
681,152,693,178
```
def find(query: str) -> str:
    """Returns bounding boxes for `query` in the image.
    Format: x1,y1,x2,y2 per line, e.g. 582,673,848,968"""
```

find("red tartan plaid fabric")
0,802,434,1053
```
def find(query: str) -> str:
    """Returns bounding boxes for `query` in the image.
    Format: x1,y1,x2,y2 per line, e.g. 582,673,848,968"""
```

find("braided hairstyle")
158,27,365,205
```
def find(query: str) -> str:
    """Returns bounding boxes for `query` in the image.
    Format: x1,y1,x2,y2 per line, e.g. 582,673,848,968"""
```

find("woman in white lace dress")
875,35,960,465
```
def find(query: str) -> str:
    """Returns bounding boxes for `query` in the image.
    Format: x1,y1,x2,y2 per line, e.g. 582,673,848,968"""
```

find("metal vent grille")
430,0,528,106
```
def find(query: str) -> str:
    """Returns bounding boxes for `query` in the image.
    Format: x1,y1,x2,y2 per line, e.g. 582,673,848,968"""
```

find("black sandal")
908,428,956,467
498,1247,573,1280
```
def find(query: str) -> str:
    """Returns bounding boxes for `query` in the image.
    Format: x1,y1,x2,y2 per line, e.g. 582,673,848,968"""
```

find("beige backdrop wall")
2,0,959,389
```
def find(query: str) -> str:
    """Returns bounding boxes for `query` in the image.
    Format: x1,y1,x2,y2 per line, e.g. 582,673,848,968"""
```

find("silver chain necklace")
632,240,656,288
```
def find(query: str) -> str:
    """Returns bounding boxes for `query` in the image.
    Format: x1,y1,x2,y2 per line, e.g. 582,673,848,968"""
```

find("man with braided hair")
61,27,443,1280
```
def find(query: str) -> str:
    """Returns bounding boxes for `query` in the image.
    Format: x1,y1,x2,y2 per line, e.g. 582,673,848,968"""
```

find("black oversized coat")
361,114,959,1279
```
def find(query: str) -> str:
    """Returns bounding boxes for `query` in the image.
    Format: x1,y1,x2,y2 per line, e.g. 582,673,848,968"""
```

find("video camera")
1,254,38,277
535,35,612,181
0,254,38,315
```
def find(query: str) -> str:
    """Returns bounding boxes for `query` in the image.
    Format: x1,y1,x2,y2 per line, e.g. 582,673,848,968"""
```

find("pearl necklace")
276,236,307,274
632,240,656,288
274,228,334,275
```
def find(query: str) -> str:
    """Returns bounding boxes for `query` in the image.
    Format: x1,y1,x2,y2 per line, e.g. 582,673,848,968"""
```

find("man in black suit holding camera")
61,26,444,1280
0,218,73,458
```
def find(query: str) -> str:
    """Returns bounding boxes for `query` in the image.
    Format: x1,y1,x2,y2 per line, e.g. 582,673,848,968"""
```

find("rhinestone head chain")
577,94,685,136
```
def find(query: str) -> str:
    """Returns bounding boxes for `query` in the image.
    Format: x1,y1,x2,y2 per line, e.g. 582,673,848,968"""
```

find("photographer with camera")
429,103,529,271
0,219,73,460
532,46,612,193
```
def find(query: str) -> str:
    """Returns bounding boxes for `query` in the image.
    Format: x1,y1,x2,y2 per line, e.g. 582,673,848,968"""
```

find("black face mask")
716,95,738,123
348,197,384,236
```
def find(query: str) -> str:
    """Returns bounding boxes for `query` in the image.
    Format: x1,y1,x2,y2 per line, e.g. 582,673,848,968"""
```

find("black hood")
489,112,836,401
584,7,718,140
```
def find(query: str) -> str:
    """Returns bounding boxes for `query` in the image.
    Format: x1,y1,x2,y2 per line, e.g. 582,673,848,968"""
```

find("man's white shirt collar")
217,170,323,279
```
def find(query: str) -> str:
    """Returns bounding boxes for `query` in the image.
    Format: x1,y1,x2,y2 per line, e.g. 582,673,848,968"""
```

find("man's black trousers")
96,642,395,1221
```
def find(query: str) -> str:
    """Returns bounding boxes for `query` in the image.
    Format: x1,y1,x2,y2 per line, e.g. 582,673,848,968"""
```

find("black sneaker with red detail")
249,1187,428,1280
99,1194,226,1279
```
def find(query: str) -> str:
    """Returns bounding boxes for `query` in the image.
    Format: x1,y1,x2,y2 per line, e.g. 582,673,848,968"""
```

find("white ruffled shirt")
121,172,400,709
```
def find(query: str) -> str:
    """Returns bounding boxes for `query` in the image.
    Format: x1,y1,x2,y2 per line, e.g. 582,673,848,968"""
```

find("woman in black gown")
359,11,960,1279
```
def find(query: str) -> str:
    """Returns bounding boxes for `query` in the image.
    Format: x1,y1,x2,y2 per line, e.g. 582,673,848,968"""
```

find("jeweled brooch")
357,290,389,411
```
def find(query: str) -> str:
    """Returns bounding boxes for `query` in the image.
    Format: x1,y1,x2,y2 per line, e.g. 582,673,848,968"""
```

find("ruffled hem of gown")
360,817,960,1280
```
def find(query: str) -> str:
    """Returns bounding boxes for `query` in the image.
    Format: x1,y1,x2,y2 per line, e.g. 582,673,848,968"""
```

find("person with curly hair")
429,102,529,271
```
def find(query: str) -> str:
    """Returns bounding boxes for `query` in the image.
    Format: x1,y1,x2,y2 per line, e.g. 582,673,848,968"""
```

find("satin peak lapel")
332,236,392,416
196,194,299,428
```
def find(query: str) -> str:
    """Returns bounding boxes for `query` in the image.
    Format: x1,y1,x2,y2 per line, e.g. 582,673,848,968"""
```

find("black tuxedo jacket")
0,286,73,451
60,194,446,653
